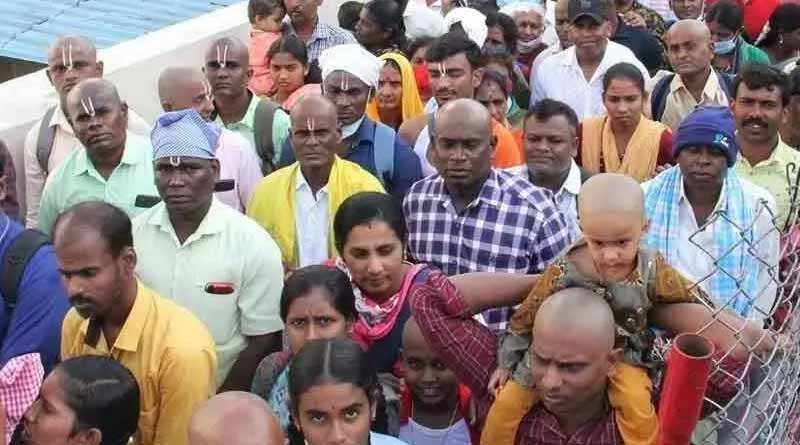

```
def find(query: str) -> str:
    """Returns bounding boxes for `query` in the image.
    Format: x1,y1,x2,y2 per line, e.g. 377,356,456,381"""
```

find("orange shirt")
491,120,524,169
249,30,281,96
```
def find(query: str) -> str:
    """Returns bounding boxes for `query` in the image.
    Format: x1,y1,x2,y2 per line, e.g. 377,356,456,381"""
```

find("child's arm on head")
650,303,776,361
449,273,540,315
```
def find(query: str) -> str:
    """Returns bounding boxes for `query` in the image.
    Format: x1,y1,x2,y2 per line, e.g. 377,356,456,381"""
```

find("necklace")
409,400,460,445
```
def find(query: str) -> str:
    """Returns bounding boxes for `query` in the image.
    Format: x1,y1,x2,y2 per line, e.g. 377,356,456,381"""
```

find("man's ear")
119,246,138,277
471,67,485,90
0,175,7,203
46,69,55,87
76,427,102,445
641,218,649,235
96,60,105,78
211,159,221,180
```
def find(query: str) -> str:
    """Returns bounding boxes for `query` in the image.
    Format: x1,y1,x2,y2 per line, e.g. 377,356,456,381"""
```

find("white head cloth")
319,44,384,89
444,7,488,47
404,0,446,39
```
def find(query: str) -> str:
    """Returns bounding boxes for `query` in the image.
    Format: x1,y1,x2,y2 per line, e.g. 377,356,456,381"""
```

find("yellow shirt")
61,281,217,445
735,137,800,227
247,156,385,268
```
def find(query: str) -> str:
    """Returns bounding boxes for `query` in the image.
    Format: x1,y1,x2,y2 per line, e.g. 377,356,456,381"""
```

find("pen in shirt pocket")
204,282,235,295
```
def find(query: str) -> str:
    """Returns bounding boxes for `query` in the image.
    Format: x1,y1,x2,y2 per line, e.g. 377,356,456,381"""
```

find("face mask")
341,115,366,140
517,37,543,54
713,35,738,55
414,63,431,93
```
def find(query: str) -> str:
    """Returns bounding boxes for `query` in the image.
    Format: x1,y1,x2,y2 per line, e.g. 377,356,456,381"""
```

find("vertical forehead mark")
169,156,182,167
307,117,316,132
80,97,96,117
438,62,447,76
222,44,230,68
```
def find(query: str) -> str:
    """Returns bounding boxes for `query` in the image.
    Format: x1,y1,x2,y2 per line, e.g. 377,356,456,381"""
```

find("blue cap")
674,106,739,167
150,109,221,160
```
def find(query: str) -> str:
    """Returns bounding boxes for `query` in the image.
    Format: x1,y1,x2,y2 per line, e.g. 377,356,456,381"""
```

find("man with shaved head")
247,94,384,270
403,98,572,333
158,66,262,212
650,20,733,130
37,79,158,235
189,391,284,445
23,35,150,228
204,37,290,173
55,201,217,445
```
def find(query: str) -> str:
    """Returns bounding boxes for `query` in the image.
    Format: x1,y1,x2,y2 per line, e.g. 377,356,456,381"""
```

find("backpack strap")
36,106,58,175
0,229,50,323
372,122,396,188
650,74,675,123
252,100,281,175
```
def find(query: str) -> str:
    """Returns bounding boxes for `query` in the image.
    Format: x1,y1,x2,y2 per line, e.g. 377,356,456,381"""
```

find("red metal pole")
658,333,716,445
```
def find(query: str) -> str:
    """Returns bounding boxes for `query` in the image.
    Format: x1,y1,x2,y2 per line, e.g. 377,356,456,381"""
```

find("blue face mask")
713,35,738,55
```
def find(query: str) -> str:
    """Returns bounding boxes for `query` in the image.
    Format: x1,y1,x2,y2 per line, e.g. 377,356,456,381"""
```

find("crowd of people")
0,0,799,442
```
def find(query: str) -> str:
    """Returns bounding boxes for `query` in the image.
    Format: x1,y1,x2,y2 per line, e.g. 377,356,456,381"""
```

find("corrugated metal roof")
0,0,241,63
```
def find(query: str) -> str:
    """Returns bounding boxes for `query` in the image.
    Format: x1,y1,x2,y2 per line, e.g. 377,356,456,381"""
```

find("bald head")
578,173,644,221
667,19,710,43
46,35,103,99
159,67,207,103
205,37,250,66
402,317,425,350
291,94,338,129
535,288,616,352
434,98,492,138
158,67,215,120
189,392,284,445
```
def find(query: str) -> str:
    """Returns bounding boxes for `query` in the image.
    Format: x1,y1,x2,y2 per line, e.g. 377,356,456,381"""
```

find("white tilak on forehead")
340,74,350,91
61,42,75,70
438,62,447,77
216,43,230,68
80,97,96,117
169,156,182,167
307,117,316,132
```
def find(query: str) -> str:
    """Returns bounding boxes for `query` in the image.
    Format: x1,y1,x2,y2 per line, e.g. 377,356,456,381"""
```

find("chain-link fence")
662,164,800,444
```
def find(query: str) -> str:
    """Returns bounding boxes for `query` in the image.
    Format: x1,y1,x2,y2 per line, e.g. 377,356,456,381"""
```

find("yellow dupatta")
581,116,669,183
366,52,425,126
246,156,385,268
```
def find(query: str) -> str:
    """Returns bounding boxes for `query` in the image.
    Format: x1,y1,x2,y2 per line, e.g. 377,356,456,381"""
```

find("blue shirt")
279,117,423,202
0,215,69,372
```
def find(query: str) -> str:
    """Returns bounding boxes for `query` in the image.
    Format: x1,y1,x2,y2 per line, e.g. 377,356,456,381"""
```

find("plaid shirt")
403,170,573,331
0,353,44,443
408,269,624,444
286,19,356,63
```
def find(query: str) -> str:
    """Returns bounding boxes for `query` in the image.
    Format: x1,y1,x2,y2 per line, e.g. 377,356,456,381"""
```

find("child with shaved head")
483,173,776,445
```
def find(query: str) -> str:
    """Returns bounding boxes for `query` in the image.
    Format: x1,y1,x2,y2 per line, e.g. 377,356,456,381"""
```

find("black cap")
568,0,611,24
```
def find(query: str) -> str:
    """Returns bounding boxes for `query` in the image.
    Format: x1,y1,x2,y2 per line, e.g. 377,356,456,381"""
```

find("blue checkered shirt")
287,20,356,63
403,169,574,332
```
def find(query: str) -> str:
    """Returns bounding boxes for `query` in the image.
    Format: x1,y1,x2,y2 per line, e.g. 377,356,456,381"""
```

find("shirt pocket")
193,276,241,345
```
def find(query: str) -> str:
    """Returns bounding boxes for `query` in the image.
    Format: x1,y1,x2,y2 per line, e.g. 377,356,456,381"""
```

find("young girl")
267,35,322,111
21,356,140,445
578,62,673,182
289,337,407,445
251,265,358,442
248,0,286,96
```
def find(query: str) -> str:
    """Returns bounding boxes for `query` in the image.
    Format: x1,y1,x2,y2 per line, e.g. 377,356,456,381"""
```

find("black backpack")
0,229,50,337
650,71,735,122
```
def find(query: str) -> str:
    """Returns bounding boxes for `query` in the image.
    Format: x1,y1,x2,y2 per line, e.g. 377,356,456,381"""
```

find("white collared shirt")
531,41,650,120
506,160,582,236
641,176,779,321
295,167,330,267
647,69,730,131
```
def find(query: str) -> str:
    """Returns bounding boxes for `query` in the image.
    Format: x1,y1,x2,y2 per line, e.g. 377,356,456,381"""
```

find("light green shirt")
38,133,158,234
735,137,800,227
214,95,291,165
131,198,284,385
